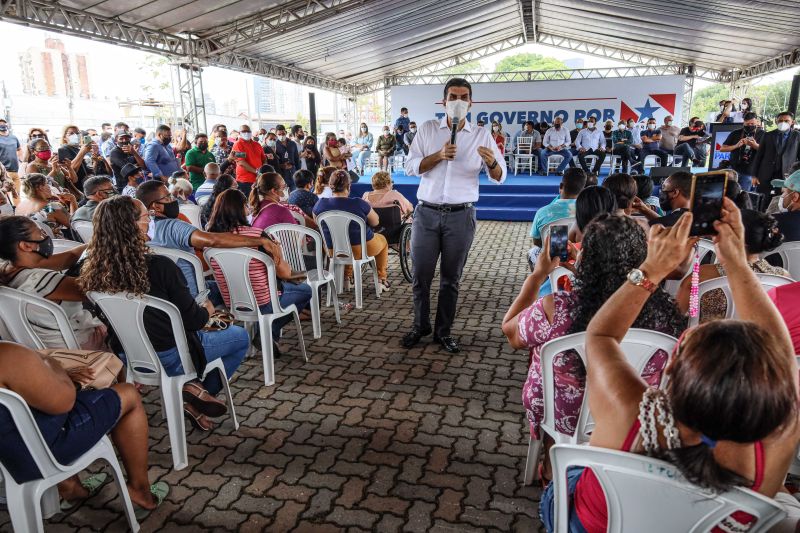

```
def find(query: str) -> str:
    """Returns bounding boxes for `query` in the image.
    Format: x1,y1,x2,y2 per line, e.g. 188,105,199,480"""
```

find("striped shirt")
209,226,272,307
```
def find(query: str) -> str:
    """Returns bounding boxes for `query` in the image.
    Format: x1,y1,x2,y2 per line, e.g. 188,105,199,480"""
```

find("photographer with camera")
719,112,763,191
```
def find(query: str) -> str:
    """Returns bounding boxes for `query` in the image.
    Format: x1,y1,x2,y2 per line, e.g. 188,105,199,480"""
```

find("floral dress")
519,291,674,439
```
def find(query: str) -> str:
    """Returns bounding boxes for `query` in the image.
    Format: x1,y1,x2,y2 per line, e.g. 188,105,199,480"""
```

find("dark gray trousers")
411,204,477,338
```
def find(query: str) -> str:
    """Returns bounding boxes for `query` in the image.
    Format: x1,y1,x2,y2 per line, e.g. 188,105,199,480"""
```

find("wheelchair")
372,202,413,283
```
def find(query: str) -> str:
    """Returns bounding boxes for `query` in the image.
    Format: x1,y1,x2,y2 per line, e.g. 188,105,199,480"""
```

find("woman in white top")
362,171,413,216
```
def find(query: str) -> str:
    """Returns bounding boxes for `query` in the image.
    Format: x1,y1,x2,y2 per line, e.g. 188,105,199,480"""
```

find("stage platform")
349,166,708,222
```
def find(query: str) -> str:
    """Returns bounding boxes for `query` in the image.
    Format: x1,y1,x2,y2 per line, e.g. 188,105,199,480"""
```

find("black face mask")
659,189,673,213
197,142,208,151
161,200,180,219
162,136,172,145
27,236,54,258
744,125,756,134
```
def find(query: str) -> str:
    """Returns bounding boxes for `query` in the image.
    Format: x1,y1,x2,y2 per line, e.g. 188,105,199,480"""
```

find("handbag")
40,348,124,390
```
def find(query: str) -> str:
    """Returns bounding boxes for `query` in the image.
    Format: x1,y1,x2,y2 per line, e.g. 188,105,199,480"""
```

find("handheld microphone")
450,118,459,145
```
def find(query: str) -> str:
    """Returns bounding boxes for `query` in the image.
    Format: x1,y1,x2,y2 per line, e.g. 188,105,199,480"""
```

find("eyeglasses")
154,193,175,203
97,187,117,196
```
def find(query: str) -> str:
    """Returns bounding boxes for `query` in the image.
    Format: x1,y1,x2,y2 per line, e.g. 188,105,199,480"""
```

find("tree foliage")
494,53,567,72
441,60,482,75
690,81,791,128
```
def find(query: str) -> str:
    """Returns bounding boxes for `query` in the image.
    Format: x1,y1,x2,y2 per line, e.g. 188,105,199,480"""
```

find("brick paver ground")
0,220,542,532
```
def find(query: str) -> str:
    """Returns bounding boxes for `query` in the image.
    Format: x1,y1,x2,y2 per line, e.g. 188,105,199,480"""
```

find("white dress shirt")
574,128,605,151
630,125,643,145
543,127,570,149
405,117,506,204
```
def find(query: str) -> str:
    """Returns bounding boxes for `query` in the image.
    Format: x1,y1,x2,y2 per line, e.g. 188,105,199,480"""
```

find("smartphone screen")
689,171,728,236
549,225,569,261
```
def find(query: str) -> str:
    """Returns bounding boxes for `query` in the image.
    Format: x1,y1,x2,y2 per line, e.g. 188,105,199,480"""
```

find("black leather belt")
419,201,473,212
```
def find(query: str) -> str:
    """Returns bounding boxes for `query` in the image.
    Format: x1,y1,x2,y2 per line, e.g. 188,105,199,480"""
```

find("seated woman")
169,175,196,205
602,172,652,233
24,138,81,198
313,169,390,292
200,173,236,229
322,132,347,170
207,189,312,354
0,216,107,350
78,196,249,432
15,173,77,223
540,203,800,532
375,127,396,172
0,342,166,511
503,215,686,481
314,165,337,199
361,171,413,216
677,209,788,321
250,171,300,230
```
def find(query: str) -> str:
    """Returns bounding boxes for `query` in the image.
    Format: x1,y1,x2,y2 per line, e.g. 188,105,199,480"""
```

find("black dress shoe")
434,335,460,353
402,326,432,348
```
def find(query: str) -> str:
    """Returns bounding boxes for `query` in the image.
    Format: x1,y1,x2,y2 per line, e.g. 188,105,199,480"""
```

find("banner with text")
391,75,685,129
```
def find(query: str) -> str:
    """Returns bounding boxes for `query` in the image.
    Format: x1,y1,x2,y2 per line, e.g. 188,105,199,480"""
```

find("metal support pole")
174,61,207,134
681,72,695,126
309,92,317,138
383,77,392,126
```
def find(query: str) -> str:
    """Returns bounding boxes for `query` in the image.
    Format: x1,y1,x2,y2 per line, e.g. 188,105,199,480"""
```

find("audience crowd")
1,97,800,531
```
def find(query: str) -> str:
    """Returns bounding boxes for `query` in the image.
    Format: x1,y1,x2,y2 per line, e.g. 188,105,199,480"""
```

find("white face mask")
492,126,499,132
740,103,748,111
587,123,595,130
91,135,100,143
665,120,673,126
627,122,635,129
618,124,626,130
410,128,416,133
267,140,276,148
279,189,289,202
277,134,287,142
67,133,80,145
647,124,656,130
361,127,367,132
779,192,791,213
445,99,470,121
240,132,252,141
383,130,390,135
777,122,791,132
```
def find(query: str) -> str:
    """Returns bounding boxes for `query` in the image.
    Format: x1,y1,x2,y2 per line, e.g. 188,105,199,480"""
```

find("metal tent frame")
1,0,798,131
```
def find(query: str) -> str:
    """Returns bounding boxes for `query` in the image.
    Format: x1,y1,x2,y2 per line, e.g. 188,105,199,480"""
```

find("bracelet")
488,159,498,170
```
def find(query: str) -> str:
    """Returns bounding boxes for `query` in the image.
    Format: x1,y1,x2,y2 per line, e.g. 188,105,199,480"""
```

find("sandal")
184,403,215,432
182,382,227,418
203,315,229,331
60,472,110,511
134,481,170,521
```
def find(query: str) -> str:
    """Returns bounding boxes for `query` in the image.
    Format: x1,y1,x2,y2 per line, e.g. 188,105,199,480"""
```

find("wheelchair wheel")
399,224,413,283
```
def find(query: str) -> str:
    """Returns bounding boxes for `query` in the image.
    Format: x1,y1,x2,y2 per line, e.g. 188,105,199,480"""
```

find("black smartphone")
689,171,728,236
549,225,569,261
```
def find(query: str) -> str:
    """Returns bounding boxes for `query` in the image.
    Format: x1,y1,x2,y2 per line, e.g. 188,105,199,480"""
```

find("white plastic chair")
689,273,795,327
514,136,537,175
0,192,12,215
609,154,624,173
149,245,209,305
265,223,340,339
0,387,141,533
52,239,83,255
581,155,599,171
550,444,785,533
642,154,661,171
34,221,55,240
0,287,81,350
179,203,202,229
548,266,575,294
71,220,93,243
203,247,307,386
316,210,381,309
523,329,678,485
761,242,800,281
86,291,239,470
546,155,564,175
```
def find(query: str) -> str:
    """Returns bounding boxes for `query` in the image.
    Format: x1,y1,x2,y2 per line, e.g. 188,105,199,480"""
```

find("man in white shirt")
574,117,606,173
403,78,506,353
538,117,572,175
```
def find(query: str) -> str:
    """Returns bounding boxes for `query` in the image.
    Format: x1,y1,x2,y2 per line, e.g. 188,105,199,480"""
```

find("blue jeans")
540,148,572,173
675,143,707,166
540,466,589,533
156,326,249,395
351,149,371,171
258,282,313,339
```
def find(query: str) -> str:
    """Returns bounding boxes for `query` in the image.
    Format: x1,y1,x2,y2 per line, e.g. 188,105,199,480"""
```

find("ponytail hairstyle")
602,173,637,210
315,166,337,195
249,171,283,212
665,320,797,492
329,169,350,193
741,209,784,255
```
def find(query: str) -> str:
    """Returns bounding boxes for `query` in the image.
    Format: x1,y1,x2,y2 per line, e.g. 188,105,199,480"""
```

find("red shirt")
768,281,800,355
232,138,266,184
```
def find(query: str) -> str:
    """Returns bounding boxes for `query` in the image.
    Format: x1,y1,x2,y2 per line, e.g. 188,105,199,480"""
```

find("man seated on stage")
513,120,542,159
538,117,572,175
529,167,586,246
676,119,710,167
659,115,681,156
639,118,670,167
627,118,643,170
575,117,606,174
